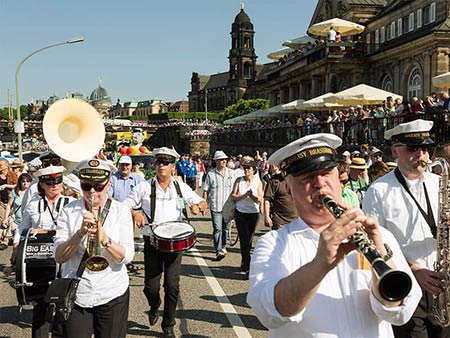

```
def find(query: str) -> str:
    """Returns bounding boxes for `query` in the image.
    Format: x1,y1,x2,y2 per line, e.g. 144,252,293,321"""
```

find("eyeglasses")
156,159,173,166
80,181,108,192
41,159,62,167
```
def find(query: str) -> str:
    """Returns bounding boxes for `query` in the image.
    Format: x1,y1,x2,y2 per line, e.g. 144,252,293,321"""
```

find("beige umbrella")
297,93,344,111
281,99,306,112
308,17,365,37
223,115,247,124
432,71,450,88
323,84,402,105
267,47,294,60
282,35,315,49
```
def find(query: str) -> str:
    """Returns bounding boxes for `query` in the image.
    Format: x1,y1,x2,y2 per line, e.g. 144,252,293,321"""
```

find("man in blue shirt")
108,155,146,202
175,154,188,182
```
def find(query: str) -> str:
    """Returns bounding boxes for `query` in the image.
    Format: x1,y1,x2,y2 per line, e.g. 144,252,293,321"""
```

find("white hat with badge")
268,133,342,177
76,158,117,182
384,119,434,145
36,165,66,178
153,147,180,161
36,165,65,183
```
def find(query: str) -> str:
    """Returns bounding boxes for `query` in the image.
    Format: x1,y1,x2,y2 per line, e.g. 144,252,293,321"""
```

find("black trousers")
32,300,49,338
393,289,450,338
63,288,129,338
235,210,259,272
143,236,183,330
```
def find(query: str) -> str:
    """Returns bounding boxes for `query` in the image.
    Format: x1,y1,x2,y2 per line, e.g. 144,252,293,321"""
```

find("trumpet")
320,195,412,302
85,197,109,272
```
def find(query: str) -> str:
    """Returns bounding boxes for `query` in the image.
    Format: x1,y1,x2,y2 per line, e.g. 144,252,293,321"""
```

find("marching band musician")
247,133,421,338
21,151,81,212
54,158,134,338
124,147,207,338
12,165,75,338
363,119,450,337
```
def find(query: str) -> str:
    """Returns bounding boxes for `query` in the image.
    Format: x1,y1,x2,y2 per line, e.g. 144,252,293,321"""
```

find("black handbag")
44,251,87,324
44,278,80,323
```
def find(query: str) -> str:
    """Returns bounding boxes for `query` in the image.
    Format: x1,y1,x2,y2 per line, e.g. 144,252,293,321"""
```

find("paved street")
0,210,269,338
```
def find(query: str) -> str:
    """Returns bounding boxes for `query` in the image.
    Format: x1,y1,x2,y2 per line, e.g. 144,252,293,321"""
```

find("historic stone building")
189,0,450,111
188,4,264,112
89,79,112,118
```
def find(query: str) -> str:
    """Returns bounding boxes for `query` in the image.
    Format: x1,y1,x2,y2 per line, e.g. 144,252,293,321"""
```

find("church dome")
90,81,111,103
234,8,251,24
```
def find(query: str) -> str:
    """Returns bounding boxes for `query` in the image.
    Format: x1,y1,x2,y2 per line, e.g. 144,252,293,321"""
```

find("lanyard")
394,168,436,237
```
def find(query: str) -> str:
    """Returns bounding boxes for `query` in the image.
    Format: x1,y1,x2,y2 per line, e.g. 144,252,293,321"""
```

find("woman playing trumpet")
54,159,134,338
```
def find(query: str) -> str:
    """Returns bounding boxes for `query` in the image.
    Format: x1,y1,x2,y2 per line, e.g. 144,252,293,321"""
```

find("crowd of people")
1,114,450,337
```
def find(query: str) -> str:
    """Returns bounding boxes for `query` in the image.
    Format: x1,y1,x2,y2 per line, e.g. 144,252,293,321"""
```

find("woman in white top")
231,156,263,279
54,159,134,338
13,165,75,338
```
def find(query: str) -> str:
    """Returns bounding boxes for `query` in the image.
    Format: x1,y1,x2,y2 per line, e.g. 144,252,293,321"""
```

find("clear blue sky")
0,0,317,107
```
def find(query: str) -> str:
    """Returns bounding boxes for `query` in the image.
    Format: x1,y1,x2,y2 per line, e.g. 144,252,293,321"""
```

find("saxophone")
431,158,450,326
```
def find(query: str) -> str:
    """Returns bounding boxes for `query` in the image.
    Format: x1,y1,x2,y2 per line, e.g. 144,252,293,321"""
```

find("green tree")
222,98,270,121
0,105,27,120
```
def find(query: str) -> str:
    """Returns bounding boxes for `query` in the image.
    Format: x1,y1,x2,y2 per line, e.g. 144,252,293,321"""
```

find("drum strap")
173,180,189,223
42,197,70,226
145,179,190,224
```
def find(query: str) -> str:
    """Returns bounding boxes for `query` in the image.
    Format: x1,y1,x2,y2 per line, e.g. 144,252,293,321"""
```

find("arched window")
408,68,422,100
381,74,394,92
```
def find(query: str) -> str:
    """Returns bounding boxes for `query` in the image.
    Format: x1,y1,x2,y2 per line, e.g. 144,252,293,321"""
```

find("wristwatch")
382,243,393,261
102,237,112,249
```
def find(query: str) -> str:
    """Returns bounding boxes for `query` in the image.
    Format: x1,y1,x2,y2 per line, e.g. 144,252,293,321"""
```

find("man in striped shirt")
203,150,236,261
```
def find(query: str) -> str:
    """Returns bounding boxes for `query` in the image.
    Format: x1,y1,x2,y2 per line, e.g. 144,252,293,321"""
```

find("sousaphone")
43,98,105,163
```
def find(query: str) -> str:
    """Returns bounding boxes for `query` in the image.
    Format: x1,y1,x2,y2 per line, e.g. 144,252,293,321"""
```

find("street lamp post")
15,37,84,161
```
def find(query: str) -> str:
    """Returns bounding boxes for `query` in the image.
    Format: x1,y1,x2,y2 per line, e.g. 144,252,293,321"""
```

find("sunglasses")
156,159,174,166
406,144,429,152
41,177,63,185
41,159,62,167
80,181,108,192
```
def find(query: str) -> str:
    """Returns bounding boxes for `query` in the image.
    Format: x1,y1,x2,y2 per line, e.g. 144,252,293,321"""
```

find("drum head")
153,222,194,239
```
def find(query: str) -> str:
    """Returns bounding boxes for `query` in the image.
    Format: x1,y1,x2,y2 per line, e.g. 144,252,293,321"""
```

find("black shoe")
148,307,159,326
163,327,176,338
0,243,7,250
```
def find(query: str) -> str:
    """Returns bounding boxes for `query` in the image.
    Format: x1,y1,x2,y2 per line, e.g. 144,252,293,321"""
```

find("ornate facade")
189,0,450,111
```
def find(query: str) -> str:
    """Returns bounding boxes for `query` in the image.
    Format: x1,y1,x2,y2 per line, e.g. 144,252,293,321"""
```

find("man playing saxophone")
247,133,421,338
363,119,450,337
54,159,135,338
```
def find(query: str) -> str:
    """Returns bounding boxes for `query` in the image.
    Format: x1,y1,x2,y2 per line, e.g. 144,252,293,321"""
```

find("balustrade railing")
212,112,450,150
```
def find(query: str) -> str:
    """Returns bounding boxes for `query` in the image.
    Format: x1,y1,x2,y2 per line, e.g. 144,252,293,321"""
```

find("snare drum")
15,228,57,305
152,222,195,253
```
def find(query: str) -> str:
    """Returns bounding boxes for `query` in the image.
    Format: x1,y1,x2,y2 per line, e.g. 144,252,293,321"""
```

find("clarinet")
320,194,412,302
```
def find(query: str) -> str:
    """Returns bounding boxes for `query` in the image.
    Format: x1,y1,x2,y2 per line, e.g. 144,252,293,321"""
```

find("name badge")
177,197,185,210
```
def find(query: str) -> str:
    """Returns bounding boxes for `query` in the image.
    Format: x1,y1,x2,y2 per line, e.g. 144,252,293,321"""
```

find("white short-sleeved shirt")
247,218,421,338
235,176,260,213
54,198,135,308
124,178,204,227
203,167,235,212
362,170,439,270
